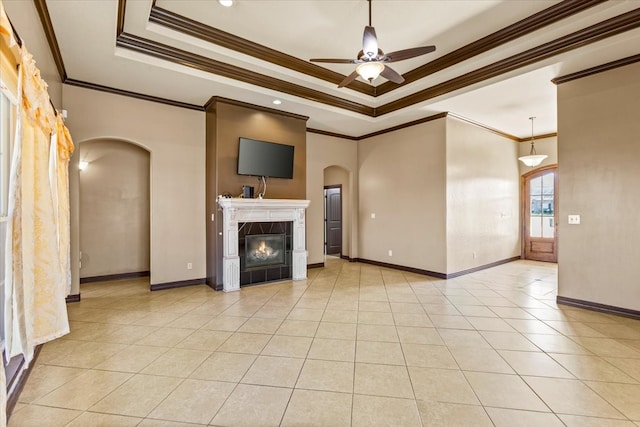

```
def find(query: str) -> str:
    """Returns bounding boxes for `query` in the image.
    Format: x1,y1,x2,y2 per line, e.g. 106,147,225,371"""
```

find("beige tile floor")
10,258,640,426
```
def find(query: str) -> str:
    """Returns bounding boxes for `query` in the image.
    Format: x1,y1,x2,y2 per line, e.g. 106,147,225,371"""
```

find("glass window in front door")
530,172,555,238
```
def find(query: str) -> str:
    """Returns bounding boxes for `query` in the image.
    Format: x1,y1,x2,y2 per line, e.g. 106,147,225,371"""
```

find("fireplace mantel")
217,197,310,292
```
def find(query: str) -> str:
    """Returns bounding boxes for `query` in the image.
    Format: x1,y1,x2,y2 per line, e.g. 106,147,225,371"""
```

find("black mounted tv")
237,137,295,179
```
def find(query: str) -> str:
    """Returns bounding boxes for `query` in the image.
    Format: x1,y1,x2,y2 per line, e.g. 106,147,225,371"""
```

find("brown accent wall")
205,99,308,286
205,109,218,288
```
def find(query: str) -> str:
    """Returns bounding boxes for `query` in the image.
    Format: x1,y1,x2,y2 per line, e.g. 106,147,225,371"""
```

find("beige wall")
518,135,557,176
324,166,351,257
78,139,150,278
557,62,640,311
63,85,206,289
306,133,358,265
358,119,447,273
446,116,521,273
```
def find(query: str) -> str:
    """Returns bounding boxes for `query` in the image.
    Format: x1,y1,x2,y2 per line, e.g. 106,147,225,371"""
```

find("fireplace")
217,198,310,292
238,221,292,286
245,234,285,268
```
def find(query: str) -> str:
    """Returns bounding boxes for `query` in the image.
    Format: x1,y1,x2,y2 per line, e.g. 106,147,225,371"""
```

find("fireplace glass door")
245,234,286,268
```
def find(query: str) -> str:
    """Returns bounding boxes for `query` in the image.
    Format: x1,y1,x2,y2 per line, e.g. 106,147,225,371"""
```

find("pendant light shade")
518,117,547,167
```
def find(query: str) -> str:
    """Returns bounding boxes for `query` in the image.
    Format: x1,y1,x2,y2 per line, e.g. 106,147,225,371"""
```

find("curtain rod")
7,13,22,47
5,11,57,116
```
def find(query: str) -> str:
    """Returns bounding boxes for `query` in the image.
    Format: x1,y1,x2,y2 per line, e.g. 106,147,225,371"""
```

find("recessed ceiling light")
272,100,282,105
218,0,234,7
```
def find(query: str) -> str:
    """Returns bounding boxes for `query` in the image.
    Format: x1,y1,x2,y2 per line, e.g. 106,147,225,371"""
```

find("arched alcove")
78,138,151,281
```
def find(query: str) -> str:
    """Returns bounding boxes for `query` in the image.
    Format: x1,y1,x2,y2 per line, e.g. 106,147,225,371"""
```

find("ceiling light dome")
356,62,384,82
218,0,234,7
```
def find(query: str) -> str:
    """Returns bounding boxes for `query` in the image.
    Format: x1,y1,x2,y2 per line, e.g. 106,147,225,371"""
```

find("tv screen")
237,137,295,179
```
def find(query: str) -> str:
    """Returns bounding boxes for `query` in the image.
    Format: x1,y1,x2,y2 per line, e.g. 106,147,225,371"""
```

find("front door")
324,186,342,256
523,166,558,262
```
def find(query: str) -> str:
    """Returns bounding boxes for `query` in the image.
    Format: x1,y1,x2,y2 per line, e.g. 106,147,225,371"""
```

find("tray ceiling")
5,0,640,138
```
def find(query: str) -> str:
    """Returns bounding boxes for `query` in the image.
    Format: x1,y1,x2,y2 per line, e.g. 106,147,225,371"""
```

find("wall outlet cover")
568,214,581,225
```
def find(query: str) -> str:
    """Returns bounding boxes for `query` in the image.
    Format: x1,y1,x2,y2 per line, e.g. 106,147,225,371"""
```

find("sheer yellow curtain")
1,0,75,423
54,114,74,296
5,48,73,359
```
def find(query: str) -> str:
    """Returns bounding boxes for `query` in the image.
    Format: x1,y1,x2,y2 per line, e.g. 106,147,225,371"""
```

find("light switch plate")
568,214,581,225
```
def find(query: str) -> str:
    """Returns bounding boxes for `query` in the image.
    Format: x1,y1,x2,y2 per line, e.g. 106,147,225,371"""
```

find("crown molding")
117,0,127,36
148,0,605,96
359,112,449,140
205,96,309,121
375,0,607,96
65,78,203,111
447,113,519,141
116,32,375,117
552,52,640,84
33,0,66,81
148,5,374,96
306,128,360,141
517,132,558,142
115,5,640,121
31,0,640,140
376,8,640,117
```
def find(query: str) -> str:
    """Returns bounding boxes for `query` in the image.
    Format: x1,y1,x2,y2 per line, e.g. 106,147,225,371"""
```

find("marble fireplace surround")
217,198,310,292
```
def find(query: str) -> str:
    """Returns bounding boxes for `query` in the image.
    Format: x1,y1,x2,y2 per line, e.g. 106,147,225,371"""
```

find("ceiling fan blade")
310,58,356,64
338,70,359,88
362,26,379,59
380,65,404,84
384,46,436,62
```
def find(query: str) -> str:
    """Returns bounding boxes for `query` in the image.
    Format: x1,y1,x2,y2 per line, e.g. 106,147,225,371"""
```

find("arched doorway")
78,139,151,282
522,165,558,262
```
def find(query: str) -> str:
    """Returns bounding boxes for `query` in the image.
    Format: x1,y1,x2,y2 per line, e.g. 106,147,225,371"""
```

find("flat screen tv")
237,137,295,179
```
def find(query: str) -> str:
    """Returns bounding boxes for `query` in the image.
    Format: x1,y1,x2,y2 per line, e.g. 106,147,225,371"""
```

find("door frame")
521,164,558,261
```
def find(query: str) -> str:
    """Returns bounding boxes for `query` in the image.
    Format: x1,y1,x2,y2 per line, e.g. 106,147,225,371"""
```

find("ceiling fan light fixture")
518,116,548,167
356,62,384,82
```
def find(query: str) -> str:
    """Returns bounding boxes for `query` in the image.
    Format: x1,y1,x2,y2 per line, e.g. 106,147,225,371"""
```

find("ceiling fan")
310,0,436,88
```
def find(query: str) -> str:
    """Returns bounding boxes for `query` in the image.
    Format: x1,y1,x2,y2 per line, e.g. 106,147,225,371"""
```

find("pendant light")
518,116,548,167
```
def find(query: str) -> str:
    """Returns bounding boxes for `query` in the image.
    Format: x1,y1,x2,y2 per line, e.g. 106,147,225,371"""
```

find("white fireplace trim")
217,197,311,292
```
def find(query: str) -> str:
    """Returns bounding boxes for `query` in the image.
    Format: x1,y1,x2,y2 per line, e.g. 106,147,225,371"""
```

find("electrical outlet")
187,262,193,270
388,250,393,257
568,214,581,225
371,213,376,219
